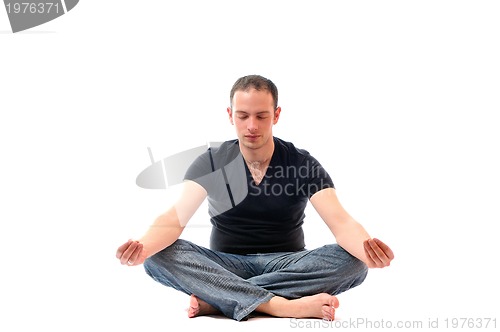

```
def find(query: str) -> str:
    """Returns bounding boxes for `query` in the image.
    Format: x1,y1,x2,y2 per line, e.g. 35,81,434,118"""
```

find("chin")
245,138,268,150
241,141,259,149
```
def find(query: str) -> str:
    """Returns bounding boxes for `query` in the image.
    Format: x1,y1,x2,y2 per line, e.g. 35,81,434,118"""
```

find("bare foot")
257,293,340,320
187,295,220,318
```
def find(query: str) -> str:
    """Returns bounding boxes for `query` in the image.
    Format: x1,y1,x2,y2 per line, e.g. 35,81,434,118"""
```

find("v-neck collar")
241,139,277,186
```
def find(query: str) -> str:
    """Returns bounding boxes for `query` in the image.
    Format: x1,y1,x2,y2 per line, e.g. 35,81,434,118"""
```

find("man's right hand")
116,240,147,266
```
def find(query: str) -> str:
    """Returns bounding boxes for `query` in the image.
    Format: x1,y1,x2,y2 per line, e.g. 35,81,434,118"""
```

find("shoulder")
273,137,331,176
208,139,240,169
209,139,239,155
274,137,313,162
184,139,239,179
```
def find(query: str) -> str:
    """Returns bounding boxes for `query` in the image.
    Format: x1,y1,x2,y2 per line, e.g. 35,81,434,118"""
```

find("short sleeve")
183,149,214,190
300,154,335,198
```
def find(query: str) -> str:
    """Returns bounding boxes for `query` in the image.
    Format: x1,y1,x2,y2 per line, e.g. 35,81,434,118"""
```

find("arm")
310,188,394,268
116,180,207,266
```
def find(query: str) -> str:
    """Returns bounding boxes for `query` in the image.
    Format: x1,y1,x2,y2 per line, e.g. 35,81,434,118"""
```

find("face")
227,88,281,151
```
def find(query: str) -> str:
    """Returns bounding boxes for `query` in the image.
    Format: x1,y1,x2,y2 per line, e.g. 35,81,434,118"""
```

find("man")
116,75,394,321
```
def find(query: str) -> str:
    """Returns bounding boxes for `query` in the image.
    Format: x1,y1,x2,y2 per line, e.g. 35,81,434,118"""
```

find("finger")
116,239,133,259
364,240,380,267
368,239,391,267
127,243,143,266
368,239,386,260
374,238,395,260
120,241,139,265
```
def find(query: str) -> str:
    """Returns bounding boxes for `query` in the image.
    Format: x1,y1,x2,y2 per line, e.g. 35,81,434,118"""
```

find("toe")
331,296,340,309
322,305,335,321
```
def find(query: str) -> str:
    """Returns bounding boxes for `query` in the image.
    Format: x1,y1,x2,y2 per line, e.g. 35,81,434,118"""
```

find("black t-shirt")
184,137,334,254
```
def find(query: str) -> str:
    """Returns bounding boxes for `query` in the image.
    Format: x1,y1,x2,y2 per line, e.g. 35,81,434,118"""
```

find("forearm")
139,206,184,258
310,188,392,268
333,218,371,265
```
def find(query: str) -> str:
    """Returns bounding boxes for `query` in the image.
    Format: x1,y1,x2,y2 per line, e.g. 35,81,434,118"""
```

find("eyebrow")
234,110,271,115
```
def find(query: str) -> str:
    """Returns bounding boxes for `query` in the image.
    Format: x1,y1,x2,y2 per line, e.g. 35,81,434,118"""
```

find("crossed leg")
188,293,339,320
145,240,367,321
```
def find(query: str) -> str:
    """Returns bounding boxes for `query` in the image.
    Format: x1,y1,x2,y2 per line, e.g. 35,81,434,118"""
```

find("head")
229,75,279,110
227,75,281,151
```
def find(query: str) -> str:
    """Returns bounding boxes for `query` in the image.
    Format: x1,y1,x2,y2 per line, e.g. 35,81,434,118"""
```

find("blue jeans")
144,239,368,321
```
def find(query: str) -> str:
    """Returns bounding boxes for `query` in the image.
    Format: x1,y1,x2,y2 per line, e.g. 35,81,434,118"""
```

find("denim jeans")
144,239,368,321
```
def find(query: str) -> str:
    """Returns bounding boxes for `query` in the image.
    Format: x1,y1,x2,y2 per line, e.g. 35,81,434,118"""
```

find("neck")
240,137,274,165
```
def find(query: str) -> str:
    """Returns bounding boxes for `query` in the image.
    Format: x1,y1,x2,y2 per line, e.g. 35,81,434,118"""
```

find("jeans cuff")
234,293,275,321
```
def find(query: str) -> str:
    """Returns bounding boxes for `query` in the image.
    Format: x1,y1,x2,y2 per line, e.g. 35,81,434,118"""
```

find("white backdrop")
1,1,499,331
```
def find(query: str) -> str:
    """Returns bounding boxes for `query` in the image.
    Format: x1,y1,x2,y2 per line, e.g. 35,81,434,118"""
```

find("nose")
247,116,258,132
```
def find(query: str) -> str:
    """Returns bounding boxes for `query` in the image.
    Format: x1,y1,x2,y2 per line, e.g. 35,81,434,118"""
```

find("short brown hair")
229,75,278,109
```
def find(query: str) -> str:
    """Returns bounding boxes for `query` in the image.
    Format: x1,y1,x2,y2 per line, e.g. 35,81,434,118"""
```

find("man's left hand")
363,238,394,268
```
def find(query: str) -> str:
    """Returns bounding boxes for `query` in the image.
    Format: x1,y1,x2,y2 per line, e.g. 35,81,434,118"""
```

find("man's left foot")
187,295,220,318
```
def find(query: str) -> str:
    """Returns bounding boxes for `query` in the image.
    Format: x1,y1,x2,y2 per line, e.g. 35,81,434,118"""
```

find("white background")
1,1,499,331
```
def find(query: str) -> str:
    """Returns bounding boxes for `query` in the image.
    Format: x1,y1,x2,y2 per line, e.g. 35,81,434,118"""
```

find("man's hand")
116,240,147,266
363,238,394,268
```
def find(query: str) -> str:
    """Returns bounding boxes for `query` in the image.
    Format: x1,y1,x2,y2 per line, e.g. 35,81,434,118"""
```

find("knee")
340,247,368,287
342,247,368,277
321,244,369,293
145,238,197,265
322,244,368,280
143,239,191,274
143,244,187,289
143,252,161,271
350,258,368,287
143,251,165,279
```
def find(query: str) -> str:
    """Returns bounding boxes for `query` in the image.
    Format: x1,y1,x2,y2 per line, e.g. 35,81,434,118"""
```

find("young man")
116,75,394,321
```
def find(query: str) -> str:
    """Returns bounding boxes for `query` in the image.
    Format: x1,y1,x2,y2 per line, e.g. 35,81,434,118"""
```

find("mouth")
245,135,260,140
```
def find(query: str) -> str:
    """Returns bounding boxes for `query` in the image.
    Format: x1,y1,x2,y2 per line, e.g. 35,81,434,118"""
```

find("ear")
273,107,281,125
227,107,234,125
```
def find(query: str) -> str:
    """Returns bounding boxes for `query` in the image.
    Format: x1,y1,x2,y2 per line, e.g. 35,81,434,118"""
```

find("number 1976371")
6,2,60,14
